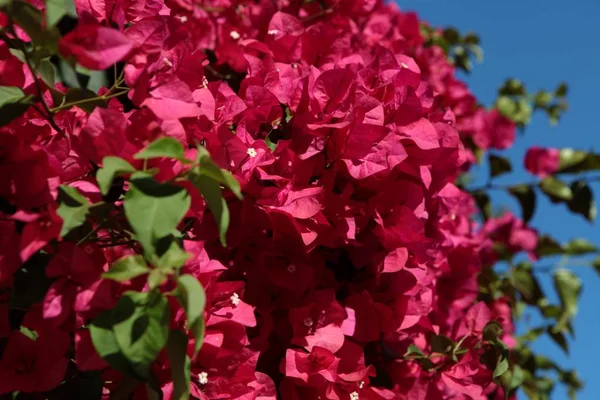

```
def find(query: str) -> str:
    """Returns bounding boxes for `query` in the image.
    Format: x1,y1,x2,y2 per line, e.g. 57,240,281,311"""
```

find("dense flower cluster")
0,0,537,398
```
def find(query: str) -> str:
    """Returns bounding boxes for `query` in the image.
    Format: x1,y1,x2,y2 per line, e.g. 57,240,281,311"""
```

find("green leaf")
558,148,588,171
493,356,509,378
489,154,512,178
97,156,136,196
593,257,600,276
472,190,492,220
555,82,568,98
110,291,170,378
166,330,191,400
45,0,76,27
63,88,107,113
9,50,57,88
509,365,525,390
176,275,206,355
553,269,582,332
265,132,277,152
404,344,425,358
483,321,503,341
56,185,91,237
563,238,597,255
10,253,53,310
539,176,573,202
508,184,536,223
103,255,150,282
8,0,60,51
496,96,517,119
155,238,191,270
430,334,453,355
188,170,230,246
147,269,167,291
567,180,596,221
134,137,187,162
547,327,569,354
195,147,242,199
513,263,545,305
0,86,32,126
537,235,564,257
124,174,191,256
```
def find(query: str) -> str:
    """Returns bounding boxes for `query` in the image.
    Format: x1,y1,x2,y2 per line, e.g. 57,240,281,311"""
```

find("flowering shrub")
0,0,598,399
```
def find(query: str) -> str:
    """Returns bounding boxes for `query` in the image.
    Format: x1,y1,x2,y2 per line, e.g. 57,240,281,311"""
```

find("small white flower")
268,29,279,35
400,62,409,69
179,16,188,23
358,381,365,389
247,148,257,158
350,392,359,400
163,57,173,68
198,372,208,385
230,30,241,40
230,292,241,306
287,264,296,273
303,317,314,327
202,76,209,88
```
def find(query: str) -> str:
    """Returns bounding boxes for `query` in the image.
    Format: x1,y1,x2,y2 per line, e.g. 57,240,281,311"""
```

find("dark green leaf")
103,255,150,282
483,321,503,341
539,177,573,202
63,88,107,113
166,330,191,400
189,317,205,357
0,86,32,126
97,156,136,196
10,253,52,310
188,171,230,246
9,50,57,88
555,82,568,98
155,238,191,270
124,174,191,256
594,257,600,276
489,154,512,178
473,190,492,220
513,263,545,305
508,185,536,223
134,137,187,162
547,327,569,354
567,180,596,221
430,334,453,355
56,185,91,237
537,235,564,257
553,269,582,332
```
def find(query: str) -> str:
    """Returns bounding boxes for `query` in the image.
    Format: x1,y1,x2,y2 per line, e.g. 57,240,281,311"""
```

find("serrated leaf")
539,176,573,202
188,170,230,246
508,184,536,223
489,154,512,178
56,185,91,237
124,174,191,256
97,156,136,196
166,330,191,400
103,255,150,282
134,137,186,161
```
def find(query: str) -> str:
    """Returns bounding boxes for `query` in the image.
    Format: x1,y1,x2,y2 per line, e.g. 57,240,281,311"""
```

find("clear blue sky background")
396,1,600,398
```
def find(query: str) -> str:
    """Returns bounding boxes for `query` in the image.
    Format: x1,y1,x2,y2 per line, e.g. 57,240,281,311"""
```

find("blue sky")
396,1,600,398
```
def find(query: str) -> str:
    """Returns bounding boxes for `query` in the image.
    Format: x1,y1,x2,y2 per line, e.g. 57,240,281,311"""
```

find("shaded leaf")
473,190,491,220
166,330,191,400
489,154,512,178
553,269,582,332
0,86,32,126
188,170,229,246
45,0,76,27
176,275,206,356
567,180,596,221
563,238,597,255
508,184,536,223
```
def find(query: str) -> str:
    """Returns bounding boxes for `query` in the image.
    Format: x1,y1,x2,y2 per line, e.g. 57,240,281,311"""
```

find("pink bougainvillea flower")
524,146,560,178
59,24,134,70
